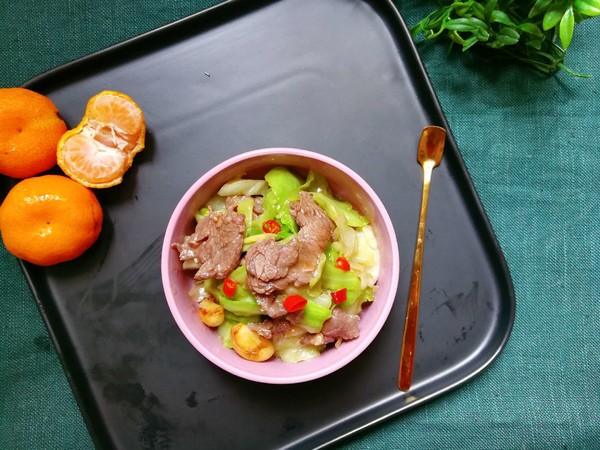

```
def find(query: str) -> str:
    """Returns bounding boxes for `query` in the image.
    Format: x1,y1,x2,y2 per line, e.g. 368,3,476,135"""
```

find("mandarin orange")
57,90,146,188
0,87,67,178
0,174,103,266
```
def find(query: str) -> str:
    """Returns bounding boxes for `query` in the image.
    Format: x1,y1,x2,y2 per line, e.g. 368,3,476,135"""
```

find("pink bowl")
161,148,399,384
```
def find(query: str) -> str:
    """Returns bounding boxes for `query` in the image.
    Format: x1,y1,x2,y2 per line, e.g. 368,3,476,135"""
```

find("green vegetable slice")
204,270,262,316
299,300,332,333
312,192,368,228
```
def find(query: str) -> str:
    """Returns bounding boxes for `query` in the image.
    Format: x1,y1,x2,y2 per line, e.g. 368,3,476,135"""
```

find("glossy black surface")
16,0,514,448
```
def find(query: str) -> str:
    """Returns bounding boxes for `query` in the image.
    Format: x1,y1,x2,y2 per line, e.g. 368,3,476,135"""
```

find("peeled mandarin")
57,90,146,188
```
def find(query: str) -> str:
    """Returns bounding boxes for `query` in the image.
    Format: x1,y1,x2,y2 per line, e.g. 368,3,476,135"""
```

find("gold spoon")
398,125,446,391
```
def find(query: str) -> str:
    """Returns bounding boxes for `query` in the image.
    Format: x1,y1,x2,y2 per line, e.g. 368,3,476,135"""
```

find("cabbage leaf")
218,178,268,196
312,191,368,227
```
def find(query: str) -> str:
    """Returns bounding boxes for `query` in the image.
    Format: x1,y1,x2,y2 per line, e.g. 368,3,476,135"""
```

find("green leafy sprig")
412,0,600,76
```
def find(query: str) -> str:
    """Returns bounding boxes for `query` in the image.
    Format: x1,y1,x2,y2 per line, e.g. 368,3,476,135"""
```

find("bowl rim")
161,147,399,384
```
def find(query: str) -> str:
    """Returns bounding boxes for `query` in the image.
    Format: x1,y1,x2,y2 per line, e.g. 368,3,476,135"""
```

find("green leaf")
444,18,478,32
462,35,480,51
560,7,575,48
517,22,544,37
453,2,473,17
448,30,468,45
470,2,487,20
490,36,515,48
411,0,589,77
543,3,569,30
574,0,600,16
474,27,490,42
529,0,553,18
490,10,515,26
498,27,521,40
525,38,544,50
484,0,498,22
491,28,520,48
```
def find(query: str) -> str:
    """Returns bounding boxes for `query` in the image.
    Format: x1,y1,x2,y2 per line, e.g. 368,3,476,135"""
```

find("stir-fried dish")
172,167,380,363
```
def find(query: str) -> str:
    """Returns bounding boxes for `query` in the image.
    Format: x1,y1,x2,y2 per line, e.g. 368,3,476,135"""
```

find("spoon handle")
398,161,434,391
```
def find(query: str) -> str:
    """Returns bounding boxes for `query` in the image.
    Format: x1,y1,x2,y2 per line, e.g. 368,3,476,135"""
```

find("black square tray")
15,0,515,448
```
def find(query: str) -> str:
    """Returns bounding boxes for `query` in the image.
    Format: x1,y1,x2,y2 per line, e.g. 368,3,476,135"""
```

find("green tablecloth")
1,1,598,448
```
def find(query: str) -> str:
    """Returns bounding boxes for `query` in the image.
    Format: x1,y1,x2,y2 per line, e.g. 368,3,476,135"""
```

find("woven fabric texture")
1,1,598,449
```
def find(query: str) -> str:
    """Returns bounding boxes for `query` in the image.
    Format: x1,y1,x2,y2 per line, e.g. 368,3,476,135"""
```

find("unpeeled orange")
57,90,146,188
0,87,67,178
0,174,103,266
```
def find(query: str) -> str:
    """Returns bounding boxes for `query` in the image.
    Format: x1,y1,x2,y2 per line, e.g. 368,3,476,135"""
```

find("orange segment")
61,134,127,184
0,174,103,266
57,90,146,188
89,94,143,137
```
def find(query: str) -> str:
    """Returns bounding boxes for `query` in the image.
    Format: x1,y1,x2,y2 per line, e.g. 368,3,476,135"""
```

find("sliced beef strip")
245,192,334,295
321,308,360,342
245,237,299,295
286,191,335,286
301,332,328,346
225,196,245,212
172,210,245,281
247,320,273,339
248,317,292,340
253,197,264,215
271,318,293,338
299,308,359,346
290,191,333,232
255,294,288,318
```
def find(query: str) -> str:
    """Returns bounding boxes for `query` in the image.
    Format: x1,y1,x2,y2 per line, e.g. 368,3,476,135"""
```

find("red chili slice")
335,256,351,271
262,219,281,234
283,295,307,313
331,288,347,304
223,277,237,298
